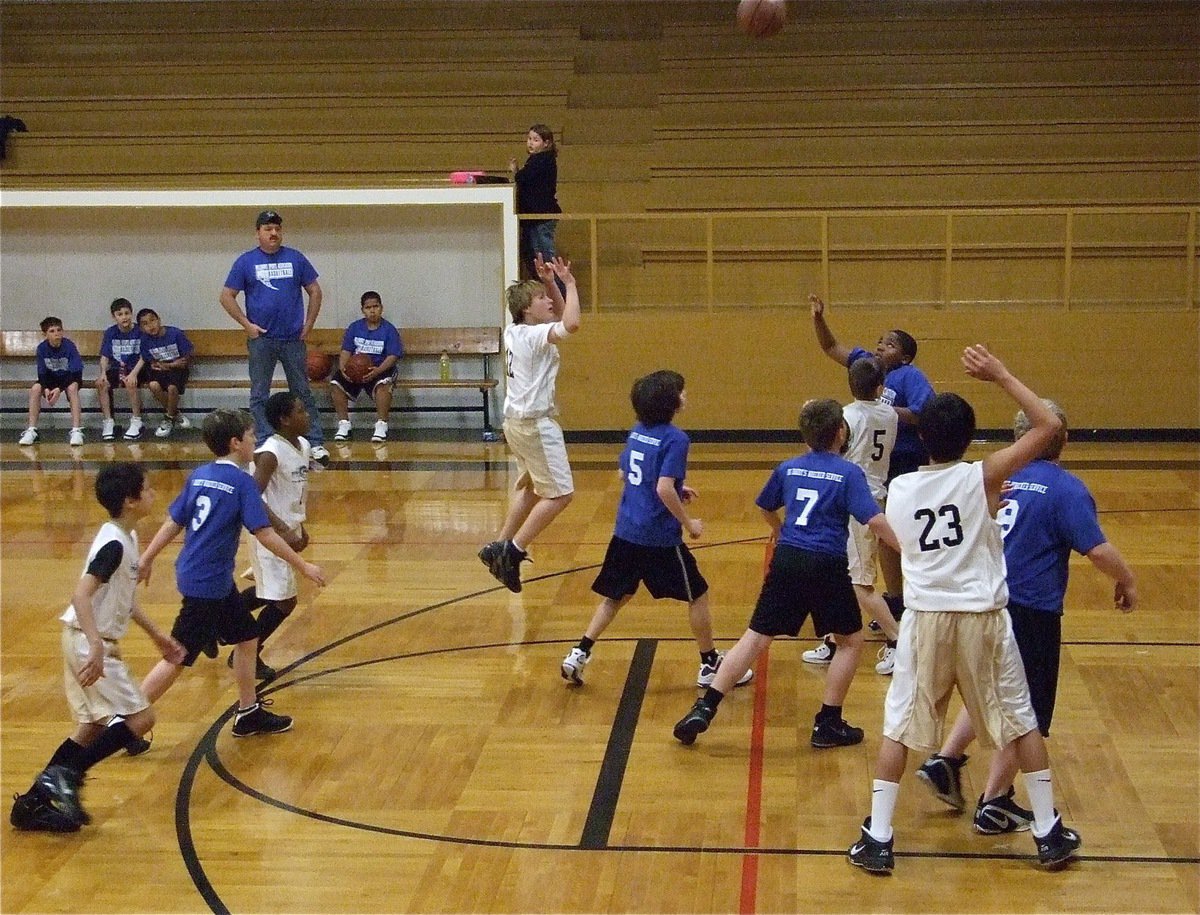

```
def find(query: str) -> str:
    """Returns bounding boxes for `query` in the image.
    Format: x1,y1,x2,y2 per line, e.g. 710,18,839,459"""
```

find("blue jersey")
36,338,84,376
140,326,194,364
848,347,934,466
341,318,404,366
168,460,271,599
996,460,1106,613
613,423,690,547
756,450,881,556
100,325,142,370
224,245,319,340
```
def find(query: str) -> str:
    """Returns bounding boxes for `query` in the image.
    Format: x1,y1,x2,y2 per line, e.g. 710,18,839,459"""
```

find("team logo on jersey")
255,262,295,291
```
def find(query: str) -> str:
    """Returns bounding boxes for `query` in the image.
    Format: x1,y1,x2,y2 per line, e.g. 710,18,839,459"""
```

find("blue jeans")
246,336,324,445
520,219,565,294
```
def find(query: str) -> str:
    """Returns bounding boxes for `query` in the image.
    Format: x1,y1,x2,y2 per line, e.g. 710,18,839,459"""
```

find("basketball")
305,349,333,381
736,0,786,38
344,353,375,384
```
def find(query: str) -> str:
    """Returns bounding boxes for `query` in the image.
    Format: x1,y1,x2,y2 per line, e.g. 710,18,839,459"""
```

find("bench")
0,325,502,440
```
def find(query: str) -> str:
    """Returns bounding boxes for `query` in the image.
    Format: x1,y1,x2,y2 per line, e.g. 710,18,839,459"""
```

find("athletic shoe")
973,786,1034,834
310,445,330,466
811,717,864,748
68,428,84,447
371,420,388,443
231,700,293,737
802,636,837,665
227,650,278,682
848,817,894,874
17,427,38,446
123,417,144,440
334,419,352,441
916,753,968,811
1034,815,1082,870
10,790,80,832
34,765,87,826
673,699,715,746
875,644,896,675
696,650,754,688
478,540,503,576
174,413,192,429
110,715,153,756
101,418,116,441
561,647,590,684
154,418,173,438
483,540,526,593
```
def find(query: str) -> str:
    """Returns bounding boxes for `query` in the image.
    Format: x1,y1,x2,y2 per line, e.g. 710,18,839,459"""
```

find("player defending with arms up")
479,255,579,593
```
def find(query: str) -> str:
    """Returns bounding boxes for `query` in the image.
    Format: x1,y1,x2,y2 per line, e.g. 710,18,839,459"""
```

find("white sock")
868,778,900,841
1024,768,1057,836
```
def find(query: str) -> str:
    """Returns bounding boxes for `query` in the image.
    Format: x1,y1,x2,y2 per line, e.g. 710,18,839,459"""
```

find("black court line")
580,638,657,850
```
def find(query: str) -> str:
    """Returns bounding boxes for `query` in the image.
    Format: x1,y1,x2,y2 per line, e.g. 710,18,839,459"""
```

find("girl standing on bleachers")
510,124,562,283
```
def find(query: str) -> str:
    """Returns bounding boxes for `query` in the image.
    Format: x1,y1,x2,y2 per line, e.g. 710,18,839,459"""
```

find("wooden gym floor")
1,436,1197,913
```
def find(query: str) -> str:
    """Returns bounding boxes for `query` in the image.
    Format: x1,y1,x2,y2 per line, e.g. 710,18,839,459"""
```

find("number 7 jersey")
885,461,1007,612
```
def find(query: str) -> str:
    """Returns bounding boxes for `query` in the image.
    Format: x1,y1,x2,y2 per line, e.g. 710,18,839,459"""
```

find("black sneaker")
231,700,293,737
34,765,88,826
811,717,864,748
484,541,526,593
125,733,153,757
848,817,894,874
10,790,80,832
973,786,1034,834
1034,815,1082,870
673,700,715,746
226,650,277,682
477,541,504,578
916,753,969,811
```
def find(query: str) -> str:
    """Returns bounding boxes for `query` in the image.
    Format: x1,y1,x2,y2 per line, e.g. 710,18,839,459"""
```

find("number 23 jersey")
885,461,1007,613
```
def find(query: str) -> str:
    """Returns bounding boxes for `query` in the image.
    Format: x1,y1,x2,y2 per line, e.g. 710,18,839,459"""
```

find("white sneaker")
174,413,191,429
334,419,352,441
371,420,388,443
697,650,754,688
154,419,174,438
123,417,144,440
802,636,837,665
69,428,84,447
310,445,330,466
875,645,896,676
561,647,590,685
18,427,38,446
101,418,116,441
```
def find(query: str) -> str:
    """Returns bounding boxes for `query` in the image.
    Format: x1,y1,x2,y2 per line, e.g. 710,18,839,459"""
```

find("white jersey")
843,398,898,501
885,460,1008,613
503,321,565,420
60,522,139,640
252,434,311,530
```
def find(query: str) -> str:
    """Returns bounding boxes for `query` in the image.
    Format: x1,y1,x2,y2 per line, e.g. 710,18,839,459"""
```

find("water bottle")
439,350,451,381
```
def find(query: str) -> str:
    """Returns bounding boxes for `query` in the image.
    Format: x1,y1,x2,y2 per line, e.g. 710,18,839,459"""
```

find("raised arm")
809,294,853,366
546,257,580,341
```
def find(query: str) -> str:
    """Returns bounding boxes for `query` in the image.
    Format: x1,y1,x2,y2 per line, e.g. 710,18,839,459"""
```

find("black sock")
700,649,719,667
701,687,725,709
578,636,595,654
76,721,136,772
257,602,292,646
47,738,88,772
240,585,267,614
817,703,842,723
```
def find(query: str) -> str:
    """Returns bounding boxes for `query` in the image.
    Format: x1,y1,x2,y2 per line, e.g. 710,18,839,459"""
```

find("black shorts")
37,371,83,392
1008,602,1062,736
591,535,709,604
329,365,398,401
748,543,862,638
102,365,147,389
170,587,259,666
144,366,189,394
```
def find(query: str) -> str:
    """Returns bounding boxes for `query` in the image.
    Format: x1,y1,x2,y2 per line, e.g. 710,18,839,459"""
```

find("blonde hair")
505,279,543,323
1014,399,1068,461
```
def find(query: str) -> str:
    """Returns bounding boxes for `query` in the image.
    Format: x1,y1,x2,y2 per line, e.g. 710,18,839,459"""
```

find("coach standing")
220,209,329,463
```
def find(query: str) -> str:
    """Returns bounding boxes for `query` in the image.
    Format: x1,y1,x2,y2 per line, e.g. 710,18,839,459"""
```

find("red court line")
739,645,770,915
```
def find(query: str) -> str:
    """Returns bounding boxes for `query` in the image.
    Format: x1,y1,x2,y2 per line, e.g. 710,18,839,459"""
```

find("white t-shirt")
885,460,1008,613
843,398,898,501
60,522,139,640
503,321,566,420
252,434,311,530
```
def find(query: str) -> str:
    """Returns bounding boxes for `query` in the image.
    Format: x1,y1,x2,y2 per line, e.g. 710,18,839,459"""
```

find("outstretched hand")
548,255,574,284
808,293,826,318
962,344,1009,382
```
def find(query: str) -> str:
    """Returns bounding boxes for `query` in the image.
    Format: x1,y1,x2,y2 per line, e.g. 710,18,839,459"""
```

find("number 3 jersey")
886,461,1007,613
613,422,690,547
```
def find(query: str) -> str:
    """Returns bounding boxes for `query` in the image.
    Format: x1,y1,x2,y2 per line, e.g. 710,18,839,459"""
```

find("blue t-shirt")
223,245,319,340
613,423,690,547
100,325,142,370
340,318,404,366
848,347,934,466
169,460,271,599
997,460,1106,613
756,450,881,556
140,326,194,364
36,338,84,376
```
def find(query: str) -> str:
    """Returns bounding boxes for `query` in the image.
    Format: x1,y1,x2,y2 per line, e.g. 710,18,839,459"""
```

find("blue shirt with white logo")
224,246,319,340
36,338,84,376
341,318,404,366
613,422,690,547
140,326,194,364
100,325,142,371
756,450,880,556
848,346,934,467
